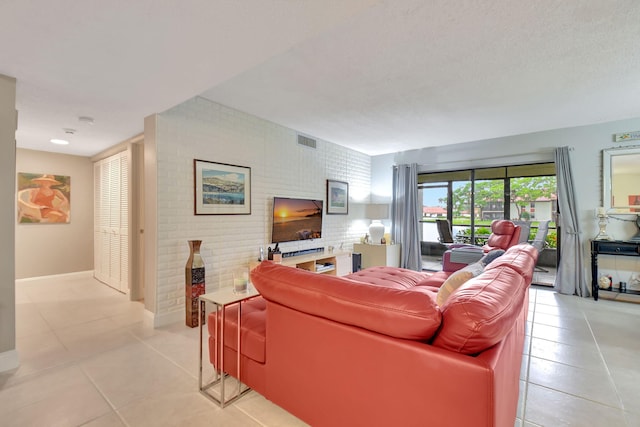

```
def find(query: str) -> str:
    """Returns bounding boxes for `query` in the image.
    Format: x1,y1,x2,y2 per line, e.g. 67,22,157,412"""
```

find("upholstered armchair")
481,220,522,252
442,220,521,272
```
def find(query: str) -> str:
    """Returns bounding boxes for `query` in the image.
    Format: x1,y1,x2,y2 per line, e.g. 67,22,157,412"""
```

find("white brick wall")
154,97,371,320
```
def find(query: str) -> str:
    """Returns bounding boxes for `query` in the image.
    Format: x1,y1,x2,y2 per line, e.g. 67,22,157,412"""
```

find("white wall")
15,149,94,279
373,117,640,291
146,97,371,326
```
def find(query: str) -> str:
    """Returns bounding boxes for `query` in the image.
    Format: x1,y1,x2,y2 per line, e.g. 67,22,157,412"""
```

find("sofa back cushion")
432,245,537,355
485,243,538,282
432,266,528,354
251,262,442,340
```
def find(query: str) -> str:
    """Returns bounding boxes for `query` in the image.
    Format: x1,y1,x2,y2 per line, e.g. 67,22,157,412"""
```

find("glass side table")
198,286,260,407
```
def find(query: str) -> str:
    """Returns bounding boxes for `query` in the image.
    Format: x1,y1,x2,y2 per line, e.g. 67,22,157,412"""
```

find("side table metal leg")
198,299,204,391
220,305,226,407
237,300,242,398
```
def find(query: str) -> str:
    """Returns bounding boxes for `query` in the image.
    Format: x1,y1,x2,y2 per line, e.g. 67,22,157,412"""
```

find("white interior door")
94,151,129,293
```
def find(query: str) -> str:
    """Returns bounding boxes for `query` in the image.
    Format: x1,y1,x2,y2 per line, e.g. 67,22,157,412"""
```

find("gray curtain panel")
391,163,421,271
554,146,589,296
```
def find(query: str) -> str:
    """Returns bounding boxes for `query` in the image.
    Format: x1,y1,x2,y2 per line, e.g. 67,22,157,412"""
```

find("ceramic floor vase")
186,240,205,327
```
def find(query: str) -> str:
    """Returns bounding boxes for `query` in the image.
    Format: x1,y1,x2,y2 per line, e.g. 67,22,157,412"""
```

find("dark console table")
591,240,640,300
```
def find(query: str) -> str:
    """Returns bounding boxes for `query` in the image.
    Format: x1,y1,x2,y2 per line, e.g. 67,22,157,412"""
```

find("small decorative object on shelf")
186,240,206,327
267,243,281,261
233,267,249,294
598,275,610,289
595,207,613,240
272,243,282,263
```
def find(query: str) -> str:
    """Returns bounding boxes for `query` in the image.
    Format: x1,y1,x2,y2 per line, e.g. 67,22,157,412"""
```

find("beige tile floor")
2,272,640,426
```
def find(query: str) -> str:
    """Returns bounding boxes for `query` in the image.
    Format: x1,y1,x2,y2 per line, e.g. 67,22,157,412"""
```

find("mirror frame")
603,146,640,213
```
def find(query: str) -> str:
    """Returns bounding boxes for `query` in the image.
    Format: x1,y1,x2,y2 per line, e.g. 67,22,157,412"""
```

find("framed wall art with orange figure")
17,173,71,224
629,195,640,213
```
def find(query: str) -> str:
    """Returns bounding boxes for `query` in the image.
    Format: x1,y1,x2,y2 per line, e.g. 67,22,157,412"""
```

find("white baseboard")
145,309,183,328
0,349,19,373
16,270,94,283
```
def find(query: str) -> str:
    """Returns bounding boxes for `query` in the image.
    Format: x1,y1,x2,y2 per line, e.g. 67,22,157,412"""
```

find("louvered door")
94,151,129,293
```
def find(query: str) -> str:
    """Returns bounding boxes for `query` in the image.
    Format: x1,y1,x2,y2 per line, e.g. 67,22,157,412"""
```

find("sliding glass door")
419,163,557,284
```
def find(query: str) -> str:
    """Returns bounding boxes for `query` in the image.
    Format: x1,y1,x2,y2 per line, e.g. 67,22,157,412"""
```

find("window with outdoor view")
419,163,557,252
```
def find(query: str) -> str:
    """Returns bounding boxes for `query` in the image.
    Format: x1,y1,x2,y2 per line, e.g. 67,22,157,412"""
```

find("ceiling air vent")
297,134,317,149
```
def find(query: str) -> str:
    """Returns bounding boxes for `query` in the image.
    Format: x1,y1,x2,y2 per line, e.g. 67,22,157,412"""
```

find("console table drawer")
593,241,640,256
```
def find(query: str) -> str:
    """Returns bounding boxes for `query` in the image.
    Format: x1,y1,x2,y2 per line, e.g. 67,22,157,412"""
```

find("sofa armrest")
442,246,483,272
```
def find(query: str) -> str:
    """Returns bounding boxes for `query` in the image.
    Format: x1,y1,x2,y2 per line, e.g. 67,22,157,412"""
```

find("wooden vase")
185,240,205,327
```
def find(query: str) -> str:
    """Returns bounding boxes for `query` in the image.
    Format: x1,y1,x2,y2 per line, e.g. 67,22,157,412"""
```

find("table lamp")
365,203,389,244
595,207,613,240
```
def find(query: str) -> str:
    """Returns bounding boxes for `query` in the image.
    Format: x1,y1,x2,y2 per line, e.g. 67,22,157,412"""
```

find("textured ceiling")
3,0,640,157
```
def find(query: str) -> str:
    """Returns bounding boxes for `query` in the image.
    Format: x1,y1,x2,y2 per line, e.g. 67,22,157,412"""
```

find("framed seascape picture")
326,179,348,215
194,159,251,215
17,173,71,224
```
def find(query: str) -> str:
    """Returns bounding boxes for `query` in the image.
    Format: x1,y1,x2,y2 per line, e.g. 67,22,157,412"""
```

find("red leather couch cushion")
345,266,433,289
416,270,452,288
432,245,538,354
207,297,267,363
485,243,538,282
251,262,442,340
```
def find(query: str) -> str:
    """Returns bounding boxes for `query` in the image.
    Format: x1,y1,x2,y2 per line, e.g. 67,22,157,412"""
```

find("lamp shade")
365,203,389,220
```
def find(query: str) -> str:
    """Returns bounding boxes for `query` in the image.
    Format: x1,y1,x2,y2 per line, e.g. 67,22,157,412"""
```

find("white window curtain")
554,146,588,296
392,163,421,271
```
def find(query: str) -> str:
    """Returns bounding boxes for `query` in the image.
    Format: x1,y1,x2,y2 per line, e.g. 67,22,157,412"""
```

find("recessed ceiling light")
50,139,69,145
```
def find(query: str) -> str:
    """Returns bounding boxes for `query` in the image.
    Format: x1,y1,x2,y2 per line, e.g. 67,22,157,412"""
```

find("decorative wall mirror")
602,146,640,213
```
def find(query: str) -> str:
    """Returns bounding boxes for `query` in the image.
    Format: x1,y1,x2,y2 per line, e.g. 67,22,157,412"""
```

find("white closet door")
94,151,129,293
119,154,129,293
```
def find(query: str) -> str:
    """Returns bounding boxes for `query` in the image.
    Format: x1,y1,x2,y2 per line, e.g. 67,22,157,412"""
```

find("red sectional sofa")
208,244,538,427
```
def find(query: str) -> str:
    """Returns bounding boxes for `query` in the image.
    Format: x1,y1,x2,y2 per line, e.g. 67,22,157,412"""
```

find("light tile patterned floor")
2,272,640,426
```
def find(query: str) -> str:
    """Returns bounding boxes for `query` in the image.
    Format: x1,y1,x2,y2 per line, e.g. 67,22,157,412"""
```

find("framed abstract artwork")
194,159,251,215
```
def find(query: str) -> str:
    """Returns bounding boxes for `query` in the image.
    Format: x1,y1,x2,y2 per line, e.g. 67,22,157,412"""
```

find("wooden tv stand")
280,251,351,276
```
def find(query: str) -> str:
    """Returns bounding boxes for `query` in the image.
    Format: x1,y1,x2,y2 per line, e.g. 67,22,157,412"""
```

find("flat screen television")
271,197,323,243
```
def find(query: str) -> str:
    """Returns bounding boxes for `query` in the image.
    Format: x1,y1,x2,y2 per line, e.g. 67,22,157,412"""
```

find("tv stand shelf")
280,251,350,276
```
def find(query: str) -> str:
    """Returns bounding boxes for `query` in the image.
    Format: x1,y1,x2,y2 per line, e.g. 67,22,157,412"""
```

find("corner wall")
147,97,371,326
15,149,94,279
0,74,17,371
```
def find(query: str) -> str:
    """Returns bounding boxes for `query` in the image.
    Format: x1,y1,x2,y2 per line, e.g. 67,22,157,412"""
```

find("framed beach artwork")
194,159,251,215
326,179,349,215
17,173,71,224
